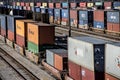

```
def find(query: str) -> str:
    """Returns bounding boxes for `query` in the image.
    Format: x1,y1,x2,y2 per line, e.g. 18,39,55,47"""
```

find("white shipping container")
105,43,120,79
68,36,108,71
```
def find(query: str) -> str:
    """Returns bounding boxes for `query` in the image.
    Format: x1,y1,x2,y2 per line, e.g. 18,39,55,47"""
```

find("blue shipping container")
54,9,61,17
113,2,120,9
94,21,104,29
79,20,88,25
35,7,40,12
79,10,88,20
7,16,24,32
0,15,7,30
107,11,119,23
41,8,48,13
19,6,23,10
48,8,54,16
31,7,35,12
15,6,19,9
62,2,68,8
62,9,68,18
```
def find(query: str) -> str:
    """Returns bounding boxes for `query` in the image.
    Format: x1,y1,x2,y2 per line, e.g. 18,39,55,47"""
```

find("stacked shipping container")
94,10,107,30
107,11,120,32
27,22,55,53
54,9,61,25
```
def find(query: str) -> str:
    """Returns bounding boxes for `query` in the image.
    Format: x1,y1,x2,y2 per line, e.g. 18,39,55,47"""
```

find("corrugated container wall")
61,9,69,26
105,43,120,79
49,3,54,8
70,3,77,8
69,60,81,80
70,9,78,28
54,9,61,24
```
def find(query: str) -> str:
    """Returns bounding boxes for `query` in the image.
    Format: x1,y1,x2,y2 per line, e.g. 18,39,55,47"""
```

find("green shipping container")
28,41,39,53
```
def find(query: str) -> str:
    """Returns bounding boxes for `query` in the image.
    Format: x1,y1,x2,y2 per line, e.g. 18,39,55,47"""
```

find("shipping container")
28,41,39,53
113,2,120,9
61,9,69,26
105,43,120,79
87,2,94,8
16,34,25,47
55,3,61,8
54,50,68,71
79,2,86,8
48,8,54,23
104,2,112,9
30,2,34,7
94,21,105,29
36,2,41,7
49,3,54,8
27,6,31,11
41,8,48,13
94,10,106,22
105,73,119,80
42,3,48,8
81,66,94,80
69,60,81,80
62,2,69,8
25,3,30,7
17,2,20,6
68,36,109,80
20,2,25,6
79,10,93,29
27,22,55,45
70,9,78,27
54,9,61,24
1,28,6,37
70,2,77,8
95,2,103,9
107,11,120,23
107,23,120,32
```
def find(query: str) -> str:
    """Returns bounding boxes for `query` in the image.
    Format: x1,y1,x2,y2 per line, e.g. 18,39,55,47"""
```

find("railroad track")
55,26,120,42
0,48,40,80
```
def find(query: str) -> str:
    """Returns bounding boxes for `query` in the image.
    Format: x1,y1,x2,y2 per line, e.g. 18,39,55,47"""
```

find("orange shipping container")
27,22,55,45
54,50,68,71
16,20,36,37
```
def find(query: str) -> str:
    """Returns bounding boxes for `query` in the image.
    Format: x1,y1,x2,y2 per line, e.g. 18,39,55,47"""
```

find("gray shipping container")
7,16,24,32
68,36,108,71
107,11,120,23
46,49,67,67
0,15,7,30
105,43,120,79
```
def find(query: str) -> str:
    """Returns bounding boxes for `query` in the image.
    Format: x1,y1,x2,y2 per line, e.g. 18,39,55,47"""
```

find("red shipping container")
104,2,112,9
55,3,61,8
1,28,6,37
112,23,120,32
105,73,119,80
70,3,77,8
49,3,54,8
79,2,86,8
107,22,113,31
36,3,41,7
26,3,30,7
94,10,105,22
8,30,14,41
13,2,16,6
27,7,31,10
16,34,25,47
107,23,120,32
61,18,69,25
81,67,94,80
69,60,82,80
21,2,25,6
70,9,78,19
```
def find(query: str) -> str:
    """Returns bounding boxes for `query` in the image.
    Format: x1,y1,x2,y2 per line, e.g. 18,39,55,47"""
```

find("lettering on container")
110,16,116,19
17,25,21,30
74,48,84,57
82,69,85,77
96,25,102,28
29,29,34,35
81,14,85,18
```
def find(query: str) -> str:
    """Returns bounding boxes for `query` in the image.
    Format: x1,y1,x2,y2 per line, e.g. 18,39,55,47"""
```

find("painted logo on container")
29,29,34,35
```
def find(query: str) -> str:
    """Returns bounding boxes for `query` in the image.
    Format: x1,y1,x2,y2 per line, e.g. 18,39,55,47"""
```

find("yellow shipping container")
42,3,47,7
27,22,55,45
17,2,20,6
16,20,36,37
87,3,94,7
30,2,34,6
